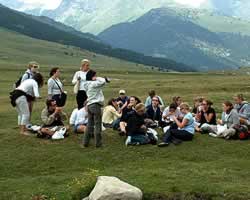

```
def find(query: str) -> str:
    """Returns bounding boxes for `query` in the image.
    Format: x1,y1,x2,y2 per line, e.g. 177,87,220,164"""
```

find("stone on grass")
85,176,143,200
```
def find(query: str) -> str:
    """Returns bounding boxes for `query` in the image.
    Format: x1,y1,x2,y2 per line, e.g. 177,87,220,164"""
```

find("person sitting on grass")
162,103,182,132
145,90,164,108
119,96,141,136
70,102,88,134
145,96,163,128
82,70,109,148
204,101,240,139
197,99,217,133
39,99,68,139
192,96,204,116
233,94,250,126
116,90,129,113
10,73,44,136
125,103,158,146
158,103,195,147
102,98,121,129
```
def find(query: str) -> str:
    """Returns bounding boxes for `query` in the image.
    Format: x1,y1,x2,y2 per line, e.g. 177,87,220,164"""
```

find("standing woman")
48,67,67,107
72,59,90,109
21,61,40,83
11,73,44,135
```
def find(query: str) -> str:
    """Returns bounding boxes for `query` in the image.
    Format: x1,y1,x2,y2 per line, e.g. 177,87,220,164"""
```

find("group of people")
10,59,250,148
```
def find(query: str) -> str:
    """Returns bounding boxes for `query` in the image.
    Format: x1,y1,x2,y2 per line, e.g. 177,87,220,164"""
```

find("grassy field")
1,28,250,200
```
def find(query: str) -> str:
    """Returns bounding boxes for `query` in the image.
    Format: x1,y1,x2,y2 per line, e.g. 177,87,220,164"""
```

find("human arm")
72,72,79,85
173,116,189,129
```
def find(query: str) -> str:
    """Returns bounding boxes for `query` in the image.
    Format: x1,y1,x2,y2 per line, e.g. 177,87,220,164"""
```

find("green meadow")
1,28,250,200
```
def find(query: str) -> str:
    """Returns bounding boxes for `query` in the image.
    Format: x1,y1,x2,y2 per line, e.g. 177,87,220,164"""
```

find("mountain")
99,8,250,70
0,4,193,72
2,0,250,36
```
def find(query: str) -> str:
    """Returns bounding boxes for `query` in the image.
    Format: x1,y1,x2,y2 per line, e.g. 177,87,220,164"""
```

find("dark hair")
204,99,213,106
169,103,177,110
46,99,56,109
107,98,117,107
86,70,96,81
173,96,181,103
224,101,233,113
49,67,59,77
130,96,141,104
148,90,156,97
33,73,44,88
235,94,244,101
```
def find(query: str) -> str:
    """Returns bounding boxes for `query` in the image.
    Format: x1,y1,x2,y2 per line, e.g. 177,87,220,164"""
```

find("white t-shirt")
47,78,63,95
162,106,182,122
17,79,40,97
72,71,88,91
70,107,88,126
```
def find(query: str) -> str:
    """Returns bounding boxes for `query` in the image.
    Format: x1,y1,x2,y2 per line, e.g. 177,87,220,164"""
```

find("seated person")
197,99,217,132
145,96,163,127
102,98,121,129
125,103,158,146
203,101,240,139
119,96,141,136
162,103,182,131
192,96,204,116
39,99,68,139
145,90,164,108
158,103,195,147
233,94,250,125
116,90,129,113
70,103,88,134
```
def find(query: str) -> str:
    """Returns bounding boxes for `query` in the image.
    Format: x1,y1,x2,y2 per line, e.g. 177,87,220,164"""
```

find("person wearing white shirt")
11,73,44,135
82,70,108,148
72,59,90,109
70,106,88,133
48,67,66,107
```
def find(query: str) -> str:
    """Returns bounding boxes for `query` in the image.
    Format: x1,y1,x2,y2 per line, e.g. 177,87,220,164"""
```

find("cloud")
174,0,208,8
18,0,62,9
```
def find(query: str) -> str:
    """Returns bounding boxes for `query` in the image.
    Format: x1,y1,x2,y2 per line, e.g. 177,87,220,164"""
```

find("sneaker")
50,126,58,132
158,142,169,147
52,131,64,140
26,124,33,131
31,125,41,132
58,127,67,136
209,132,218,137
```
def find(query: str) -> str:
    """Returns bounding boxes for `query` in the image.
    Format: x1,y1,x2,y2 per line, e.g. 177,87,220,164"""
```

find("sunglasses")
33,65,39,68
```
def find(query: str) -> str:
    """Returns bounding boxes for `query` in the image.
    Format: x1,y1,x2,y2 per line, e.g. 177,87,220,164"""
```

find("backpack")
15,72,30,88
233,124,250,140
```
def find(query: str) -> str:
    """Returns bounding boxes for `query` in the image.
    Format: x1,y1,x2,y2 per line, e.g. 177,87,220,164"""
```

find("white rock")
88,176,143,200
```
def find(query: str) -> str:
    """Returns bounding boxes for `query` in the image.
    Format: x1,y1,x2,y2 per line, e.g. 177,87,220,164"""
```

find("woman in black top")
197,100,217,133
125,103,157,146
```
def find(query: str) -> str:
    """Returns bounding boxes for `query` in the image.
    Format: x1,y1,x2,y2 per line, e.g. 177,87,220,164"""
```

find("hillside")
0,4,193,72
0,27,153,73
99,8,249,70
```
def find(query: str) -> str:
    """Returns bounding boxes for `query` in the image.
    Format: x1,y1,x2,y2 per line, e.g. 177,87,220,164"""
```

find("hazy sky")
15,0,208,9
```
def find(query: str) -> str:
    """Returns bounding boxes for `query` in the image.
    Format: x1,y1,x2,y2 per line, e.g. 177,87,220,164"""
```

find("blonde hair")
81,59,90,65
28,61,39,69
180,102,190,111
135,103,145,112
